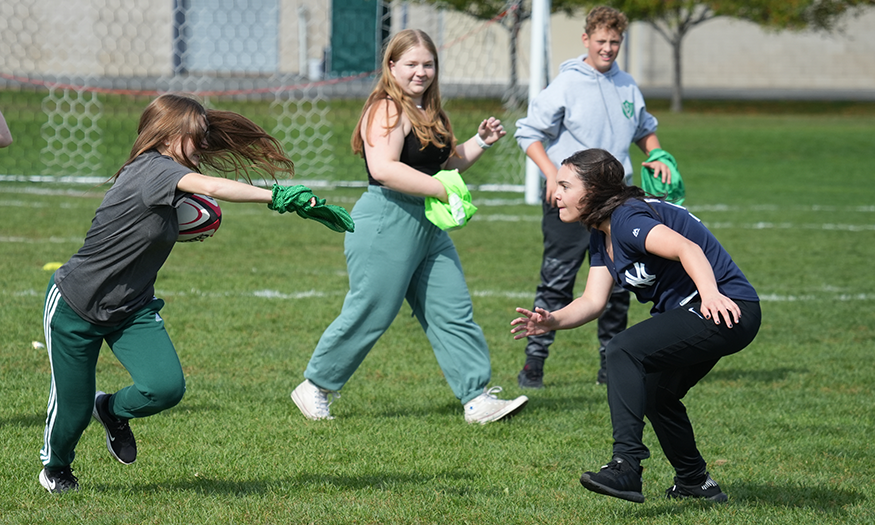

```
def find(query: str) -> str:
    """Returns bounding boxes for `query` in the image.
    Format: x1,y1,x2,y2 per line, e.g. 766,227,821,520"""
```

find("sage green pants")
304,186,491,404
41,278,185,468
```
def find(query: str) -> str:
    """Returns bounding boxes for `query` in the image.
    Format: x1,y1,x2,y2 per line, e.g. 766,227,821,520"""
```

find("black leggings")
605,300,761,483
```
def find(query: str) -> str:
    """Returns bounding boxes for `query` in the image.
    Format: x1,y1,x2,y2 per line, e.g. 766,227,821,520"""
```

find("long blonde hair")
351,29,455,156
116,93,294,182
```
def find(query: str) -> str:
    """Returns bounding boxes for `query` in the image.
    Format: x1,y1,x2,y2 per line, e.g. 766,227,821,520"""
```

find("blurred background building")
1,1,872,184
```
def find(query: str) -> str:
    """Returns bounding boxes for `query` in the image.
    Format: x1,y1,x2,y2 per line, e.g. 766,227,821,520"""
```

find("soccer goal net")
0,0,536,191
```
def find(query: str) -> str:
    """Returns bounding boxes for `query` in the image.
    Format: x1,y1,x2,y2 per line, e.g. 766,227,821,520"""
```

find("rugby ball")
177,194,222,242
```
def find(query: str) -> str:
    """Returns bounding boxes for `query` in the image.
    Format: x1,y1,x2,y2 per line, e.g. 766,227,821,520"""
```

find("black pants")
606,300,761,483
525,200,629,361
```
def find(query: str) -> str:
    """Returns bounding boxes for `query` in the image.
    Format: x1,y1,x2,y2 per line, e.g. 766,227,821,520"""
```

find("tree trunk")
671,35,683,112
508,0,522,107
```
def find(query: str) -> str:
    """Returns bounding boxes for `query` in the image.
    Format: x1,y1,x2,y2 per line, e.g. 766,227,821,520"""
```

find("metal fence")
0,0,530,189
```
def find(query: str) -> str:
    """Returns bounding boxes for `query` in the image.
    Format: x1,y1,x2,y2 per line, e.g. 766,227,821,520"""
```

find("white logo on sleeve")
632,228,640,237
624,262,656,287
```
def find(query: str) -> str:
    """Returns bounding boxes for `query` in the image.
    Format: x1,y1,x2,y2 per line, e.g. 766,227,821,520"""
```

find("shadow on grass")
730,481,865,509
640,481,864,518
93,470,482,496
371,393,600,419
0,413,45,428
593,482,864,521
701,367,804,384
0,401,224,429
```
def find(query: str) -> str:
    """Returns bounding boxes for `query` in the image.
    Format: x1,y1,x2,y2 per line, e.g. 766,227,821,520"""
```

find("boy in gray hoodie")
514,5,671,388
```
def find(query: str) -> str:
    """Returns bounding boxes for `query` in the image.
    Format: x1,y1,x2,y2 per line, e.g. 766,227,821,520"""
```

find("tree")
418,0,580,107
602,0,875,112
418,0,874,111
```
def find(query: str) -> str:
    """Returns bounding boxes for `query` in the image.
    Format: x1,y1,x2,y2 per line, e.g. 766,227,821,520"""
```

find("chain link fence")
0,0,530,190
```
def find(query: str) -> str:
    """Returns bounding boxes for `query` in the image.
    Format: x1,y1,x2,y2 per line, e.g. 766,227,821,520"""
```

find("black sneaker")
39,466,79,494
665,472,728,502
517,362,544,389
93,391,137,464
580,458,645,503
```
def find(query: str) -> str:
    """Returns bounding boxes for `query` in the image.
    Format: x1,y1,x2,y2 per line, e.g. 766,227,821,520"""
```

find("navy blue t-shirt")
590,199,758,315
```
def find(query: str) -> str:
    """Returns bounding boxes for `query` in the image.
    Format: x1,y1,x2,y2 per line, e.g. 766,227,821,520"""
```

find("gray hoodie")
515,55,657,184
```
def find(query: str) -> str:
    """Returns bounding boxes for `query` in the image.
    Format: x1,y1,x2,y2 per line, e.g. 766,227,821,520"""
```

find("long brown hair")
116,93,294,182
562,149,646,229
351,29,454,156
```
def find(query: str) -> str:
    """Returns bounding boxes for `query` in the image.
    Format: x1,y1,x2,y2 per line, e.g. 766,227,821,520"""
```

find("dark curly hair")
562,149,646,229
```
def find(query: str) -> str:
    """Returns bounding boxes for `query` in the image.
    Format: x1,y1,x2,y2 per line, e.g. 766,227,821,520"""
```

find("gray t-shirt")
55,151,191,325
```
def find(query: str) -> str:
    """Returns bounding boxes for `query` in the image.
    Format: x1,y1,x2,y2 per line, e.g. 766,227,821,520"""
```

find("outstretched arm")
177,173,273,203
179,173,320,208
645,224,741,327
511,266,615,339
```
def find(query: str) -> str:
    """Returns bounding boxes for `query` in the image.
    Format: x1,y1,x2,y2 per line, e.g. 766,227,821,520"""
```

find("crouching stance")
511,149,760,503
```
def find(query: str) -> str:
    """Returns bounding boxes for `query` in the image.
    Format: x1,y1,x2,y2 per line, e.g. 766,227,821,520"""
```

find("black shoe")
665,472,728,502
580,458,645,503
517,362,544,389
39,466,79,494
93,391,137,464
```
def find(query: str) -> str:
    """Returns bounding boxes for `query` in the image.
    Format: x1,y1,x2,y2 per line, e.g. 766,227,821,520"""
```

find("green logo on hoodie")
622,101,634,119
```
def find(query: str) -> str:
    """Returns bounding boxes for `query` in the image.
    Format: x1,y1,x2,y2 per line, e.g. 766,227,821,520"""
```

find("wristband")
474,134,492,149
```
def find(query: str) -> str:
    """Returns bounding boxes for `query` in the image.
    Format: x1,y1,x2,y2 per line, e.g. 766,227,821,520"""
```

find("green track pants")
41,278,185,468
304,186,492,404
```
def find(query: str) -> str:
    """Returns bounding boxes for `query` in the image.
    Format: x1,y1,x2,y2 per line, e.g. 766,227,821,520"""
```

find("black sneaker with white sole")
93,391,137,464
39,466,79,494
580,458,645,503
665,472,728,502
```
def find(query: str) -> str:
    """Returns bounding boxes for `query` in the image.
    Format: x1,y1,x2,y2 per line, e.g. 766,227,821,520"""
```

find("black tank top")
365,131,451,186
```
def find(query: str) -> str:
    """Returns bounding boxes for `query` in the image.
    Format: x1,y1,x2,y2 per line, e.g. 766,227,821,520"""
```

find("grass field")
0,90,518,186
1,102,874,524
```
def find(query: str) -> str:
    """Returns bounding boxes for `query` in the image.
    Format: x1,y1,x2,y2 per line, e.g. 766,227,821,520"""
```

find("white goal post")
524,0,551,205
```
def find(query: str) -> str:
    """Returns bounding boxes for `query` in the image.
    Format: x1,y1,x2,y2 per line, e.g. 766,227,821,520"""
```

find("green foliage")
592,0,875,111
596,0,874,30
2,102,875,523
714,0,875,31
416,0,583,22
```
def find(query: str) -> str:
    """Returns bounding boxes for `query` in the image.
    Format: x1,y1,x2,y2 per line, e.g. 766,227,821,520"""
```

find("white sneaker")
464,386,528,424
291,379,339,420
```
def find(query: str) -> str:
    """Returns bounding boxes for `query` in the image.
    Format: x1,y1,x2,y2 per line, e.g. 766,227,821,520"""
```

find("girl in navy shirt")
512,148,760,503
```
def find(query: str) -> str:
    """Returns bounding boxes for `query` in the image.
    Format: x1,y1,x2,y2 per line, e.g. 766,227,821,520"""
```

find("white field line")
3,186,873,235
4,219,873,244
9,288,875,303
0,175,525,193
1,236,85,244
3,185,875,212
